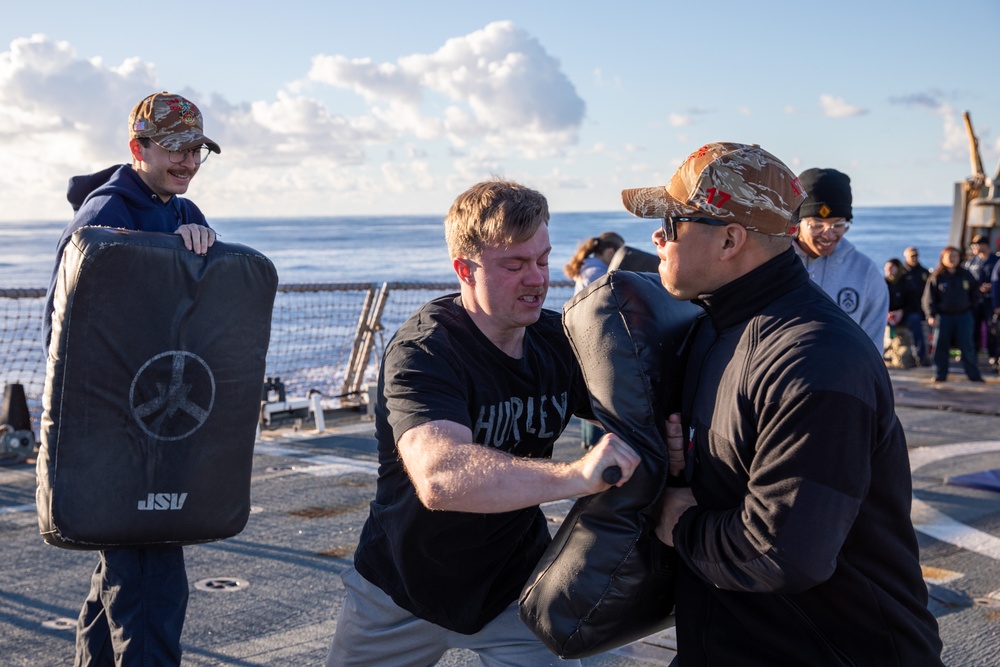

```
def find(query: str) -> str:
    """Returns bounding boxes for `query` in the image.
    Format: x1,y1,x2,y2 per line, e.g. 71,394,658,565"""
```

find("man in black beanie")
793,168,888,352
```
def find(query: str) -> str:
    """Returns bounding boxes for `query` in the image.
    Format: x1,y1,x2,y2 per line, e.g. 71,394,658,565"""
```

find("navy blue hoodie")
43,164,210,347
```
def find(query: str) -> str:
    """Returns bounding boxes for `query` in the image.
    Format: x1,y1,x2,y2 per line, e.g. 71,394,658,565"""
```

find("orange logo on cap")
690,145,710,160
819,204,832,218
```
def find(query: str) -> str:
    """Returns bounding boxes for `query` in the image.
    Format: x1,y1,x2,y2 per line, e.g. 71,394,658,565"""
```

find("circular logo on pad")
129,351,216,441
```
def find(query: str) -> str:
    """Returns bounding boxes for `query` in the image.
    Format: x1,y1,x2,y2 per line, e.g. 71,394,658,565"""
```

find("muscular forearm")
412,443,586,512
398,420,640,513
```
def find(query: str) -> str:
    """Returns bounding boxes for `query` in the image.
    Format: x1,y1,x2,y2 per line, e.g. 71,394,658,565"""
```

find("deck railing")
1,282,577,423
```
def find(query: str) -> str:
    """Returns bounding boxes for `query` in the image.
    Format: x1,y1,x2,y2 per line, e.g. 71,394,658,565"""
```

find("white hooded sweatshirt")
793,236,888,352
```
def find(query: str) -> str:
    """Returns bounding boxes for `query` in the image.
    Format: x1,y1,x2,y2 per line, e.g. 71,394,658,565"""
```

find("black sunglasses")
660,216,729,242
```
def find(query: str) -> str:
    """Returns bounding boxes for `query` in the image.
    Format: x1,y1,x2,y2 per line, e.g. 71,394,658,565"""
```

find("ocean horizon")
0,206,956,289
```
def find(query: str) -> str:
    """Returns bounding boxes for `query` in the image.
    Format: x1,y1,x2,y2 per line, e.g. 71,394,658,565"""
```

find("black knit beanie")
798,168,852,220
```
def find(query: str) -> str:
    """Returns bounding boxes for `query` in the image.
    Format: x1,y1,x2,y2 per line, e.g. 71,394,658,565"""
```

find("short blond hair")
444,178,549,259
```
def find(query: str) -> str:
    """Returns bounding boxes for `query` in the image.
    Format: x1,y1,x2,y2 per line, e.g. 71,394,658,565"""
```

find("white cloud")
307,21,585,155
932,103,997,171
578,142,632,161
381,159,435,193
537,167,589,192
936,104,967,159
668,113,693,127
226,92,380,165
0,24,587,220
308,55,423,106
819,94,867,118
0,35,159,156
881,93,994,169
405,144,429,159
0,34,162,218
888,91,944,109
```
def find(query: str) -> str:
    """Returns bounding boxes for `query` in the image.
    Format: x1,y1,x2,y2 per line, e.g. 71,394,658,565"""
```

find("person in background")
884,258,916,368
43,91,219,666
792,168,888,352
885,258,906,323
992,246,1000,372
563,230,626,449
922,246,984,383
563,231,625,293
903,246,929,274
964,234,998,365
325,179,642,667
901,246,932,366
622,141,943,665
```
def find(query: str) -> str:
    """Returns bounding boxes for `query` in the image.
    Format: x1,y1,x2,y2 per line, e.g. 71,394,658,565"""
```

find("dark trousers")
973,303,987,350
977,303,999,358
75,547,188,667
933,311,983,381
903,311,930,364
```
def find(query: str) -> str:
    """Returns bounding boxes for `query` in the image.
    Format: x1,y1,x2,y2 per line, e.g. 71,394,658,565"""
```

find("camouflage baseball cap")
621,142,804,235
128,92,221,154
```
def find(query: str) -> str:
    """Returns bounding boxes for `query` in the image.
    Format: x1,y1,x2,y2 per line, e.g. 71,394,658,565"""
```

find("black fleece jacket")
673,248,942,666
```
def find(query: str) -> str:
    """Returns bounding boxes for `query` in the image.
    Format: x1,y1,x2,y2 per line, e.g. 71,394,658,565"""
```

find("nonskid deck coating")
0,363,998,665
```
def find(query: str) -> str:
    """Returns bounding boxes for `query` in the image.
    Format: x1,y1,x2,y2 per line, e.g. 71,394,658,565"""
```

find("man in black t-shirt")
326,179,642,667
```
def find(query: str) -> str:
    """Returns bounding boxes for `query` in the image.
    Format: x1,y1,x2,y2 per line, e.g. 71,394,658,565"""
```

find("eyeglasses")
660,216,729,242
802,220,851,234
155,142,211,165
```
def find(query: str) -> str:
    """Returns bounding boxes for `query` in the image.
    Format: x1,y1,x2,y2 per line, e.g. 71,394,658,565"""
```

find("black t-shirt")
354,294,589,634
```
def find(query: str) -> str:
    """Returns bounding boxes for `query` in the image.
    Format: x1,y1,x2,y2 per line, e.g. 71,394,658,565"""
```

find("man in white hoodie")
792,168,888,352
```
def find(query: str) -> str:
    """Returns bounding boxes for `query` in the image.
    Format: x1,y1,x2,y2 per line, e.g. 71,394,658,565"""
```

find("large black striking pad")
607,244,660,274
37,227,278,549
519,270,700,658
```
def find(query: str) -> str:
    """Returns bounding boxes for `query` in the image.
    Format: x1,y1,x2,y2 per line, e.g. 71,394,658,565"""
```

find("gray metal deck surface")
2,359,999,666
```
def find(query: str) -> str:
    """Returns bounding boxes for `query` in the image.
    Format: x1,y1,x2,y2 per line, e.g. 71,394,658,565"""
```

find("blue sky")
2,0,999,221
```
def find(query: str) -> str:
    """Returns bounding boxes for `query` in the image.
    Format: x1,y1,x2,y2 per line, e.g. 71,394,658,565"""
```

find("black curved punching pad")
607,245,661,274
36,227,278,549
519,270,700,658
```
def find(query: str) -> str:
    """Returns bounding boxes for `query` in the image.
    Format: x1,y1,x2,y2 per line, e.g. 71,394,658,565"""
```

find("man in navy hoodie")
44,91,220,666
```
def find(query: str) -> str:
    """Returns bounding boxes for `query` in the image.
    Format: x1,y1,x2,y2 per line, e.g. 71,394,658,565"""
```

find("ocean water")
0,206,955,288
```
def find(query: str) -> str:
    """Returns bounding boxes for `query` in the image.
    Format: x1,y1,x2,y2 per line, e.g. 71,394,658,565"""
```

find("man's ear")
720,224,748,260
129,139,144,162
453,258,475,285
